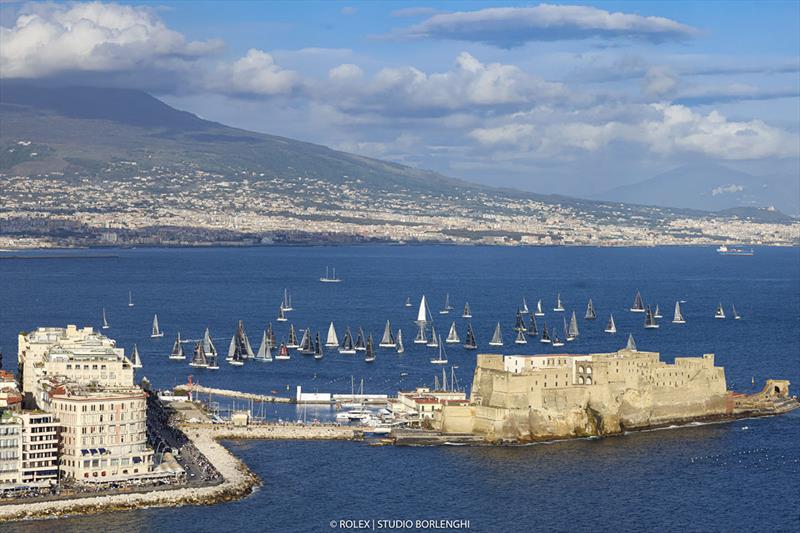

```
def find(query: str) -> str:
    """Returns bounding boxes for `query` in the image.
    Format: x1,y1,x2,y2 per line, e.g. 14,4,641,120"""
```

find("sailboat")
462,302,472,318
672,301,686,324
630,291,645,312
715,303,726,319
287,324,299,348
131,344,142,369
553,294,565,312
299,328,315,355
355,327,367,351
514,328,527,345
102,308,110,330
190,342,208,368
464,323,478,350
314,332,324,360
417,295,429,323
568,311,580,340
255,330,273,362
439,293,451,314
396,329,405,353
526,314,538,337
445,321,460,344
489,322,503,347
266,323,276,348
320,266,342,283
203,328,218,360
514,310,526,331
540,323,551,344
379,320,396,348
339,327,356,354
282,289,294,311
732,304,741,320
325,322,339,348
535,299,545,316
431,340,448,364
521,298,529,314
169,333,185,360
604,314,617,334
404,297,412,308
275,340,291,360
626,334,637,351
564,316,573,342
644,305,659,329
585,299,596,320
151,314,164,338
551,328,564,347
227,336,243,366
414,322,428,344
206,347,219,370
654,304,663,319
364,334,376,363
235,320,255,359
277,305,288,322
127,290,134,308
426,327,439,348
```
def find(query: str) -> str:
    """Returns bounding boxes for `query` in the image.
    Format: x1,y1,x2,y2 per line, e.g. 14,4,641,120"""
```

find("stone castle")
436,346,792,442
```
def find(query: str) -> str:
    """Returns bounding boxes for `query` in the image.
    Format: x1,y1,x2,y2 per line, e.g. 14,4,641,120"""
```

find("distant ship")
325,322,339,348
644,305,659,329
463,323,477,350
151,314,164,338
672,301,686,324
339,327,356,354
379,320,396,348
630,291,645,313
604,314,617,334
364,334,376,363
445,321,460,344
585,299,596,320
190,342,208,368
169,333,186,360
320,266,342,283
717,245,754,256
489,322,503,347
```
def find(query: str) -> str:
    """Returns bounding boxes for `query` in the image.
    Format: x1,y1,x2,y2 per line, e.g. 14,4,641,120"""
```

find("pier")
174,383,292,403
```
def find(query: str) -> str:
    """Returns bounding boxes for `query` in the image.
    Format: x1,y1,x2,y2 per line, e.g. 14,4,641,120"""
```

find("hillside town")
1,158,797,249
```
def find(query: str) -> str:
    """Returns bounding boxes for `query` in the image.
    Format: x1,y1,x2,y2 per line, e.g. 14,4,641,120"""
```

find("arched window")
578,376,584,384
578,366,584,373
586,377,593,385
586,367,593,375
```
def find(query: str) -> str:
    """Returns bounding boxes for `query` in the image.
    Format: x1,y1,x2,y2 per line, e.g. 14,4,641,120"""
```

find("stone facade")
438,347,729,441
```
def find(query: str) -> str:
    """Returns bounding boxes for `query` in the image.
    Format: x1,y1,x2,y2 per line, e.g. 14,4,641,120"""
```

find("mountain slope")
593,163,799,216
0,81,490,196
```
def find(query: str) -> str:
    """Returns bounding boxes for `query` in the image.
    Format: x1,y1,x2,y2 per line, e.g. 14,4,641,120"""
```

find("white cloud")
712,184,744,196
0,1,222,78
387,4,698,47
469,103,799,160
321,52,567,114
643,66,679,98
215,49,300,96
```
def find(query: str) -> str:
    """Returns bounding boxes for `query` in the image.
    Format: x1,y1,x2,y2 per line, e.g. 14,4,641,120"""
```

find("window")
586,377,593,385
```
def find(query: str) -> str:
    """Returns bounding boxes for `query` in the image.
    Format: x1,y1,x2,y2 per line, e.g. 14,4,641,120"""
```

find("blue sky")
1,1,798,194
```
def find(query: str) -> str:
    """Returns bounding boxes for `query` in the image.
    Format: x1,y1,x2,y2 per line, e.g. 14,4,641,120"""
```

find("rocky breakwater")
185,422,367,441
0,426,259,522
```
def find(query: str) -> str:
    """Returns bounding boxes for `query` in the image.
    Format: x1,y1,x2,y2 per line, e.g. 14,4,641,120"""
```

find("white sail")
445,321,460,344
535,299,544,316
426,327,439,348
203,328,218,356
169,332,185,360
414,323,427,344
379,320,396,347
626,334,637,352
325,322,339,347
131,344,142,369
715,302,726,319
462,302,472,318
226,335,236,361
515,328,527,345
439,293,451,314
604,314,617,333
102,308,109,329
732,304,741,320
431,340,448,364
256,331,273,362
672,301,686,324
569,311,579,338
128,290,134,307
417,295,428,323
654,304,663,318
554,293,564,312
151,314,163,337
396,329,404,353
489,322,503,346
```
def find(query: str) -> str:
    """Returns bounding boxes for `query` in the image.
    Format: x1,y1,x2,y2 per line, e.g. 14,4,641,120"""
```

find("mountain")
0,81,492,196
593,163,799,216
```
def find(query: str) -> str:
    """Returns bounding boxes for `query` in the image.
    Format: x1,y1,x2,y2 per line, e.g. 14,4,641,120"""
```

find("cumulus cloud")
386,4,698,47
321,52,567,115
0,1,222,78
212,49,300,96
469,103,799,160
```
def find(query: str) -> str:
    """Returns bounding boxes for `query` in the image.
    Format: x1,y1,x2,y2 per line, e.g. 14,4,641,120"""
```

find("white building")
0,412,22,488
17,412,59,485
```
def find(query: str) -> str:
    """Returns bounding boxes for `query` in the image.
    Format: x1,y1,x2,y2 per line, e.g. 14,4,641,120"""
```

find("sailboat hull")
430,360,447,364
338,349,356,355
489,341,503,347
169,355,186,360
378,343,396,348
151,333,164,338
604,328,617,333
